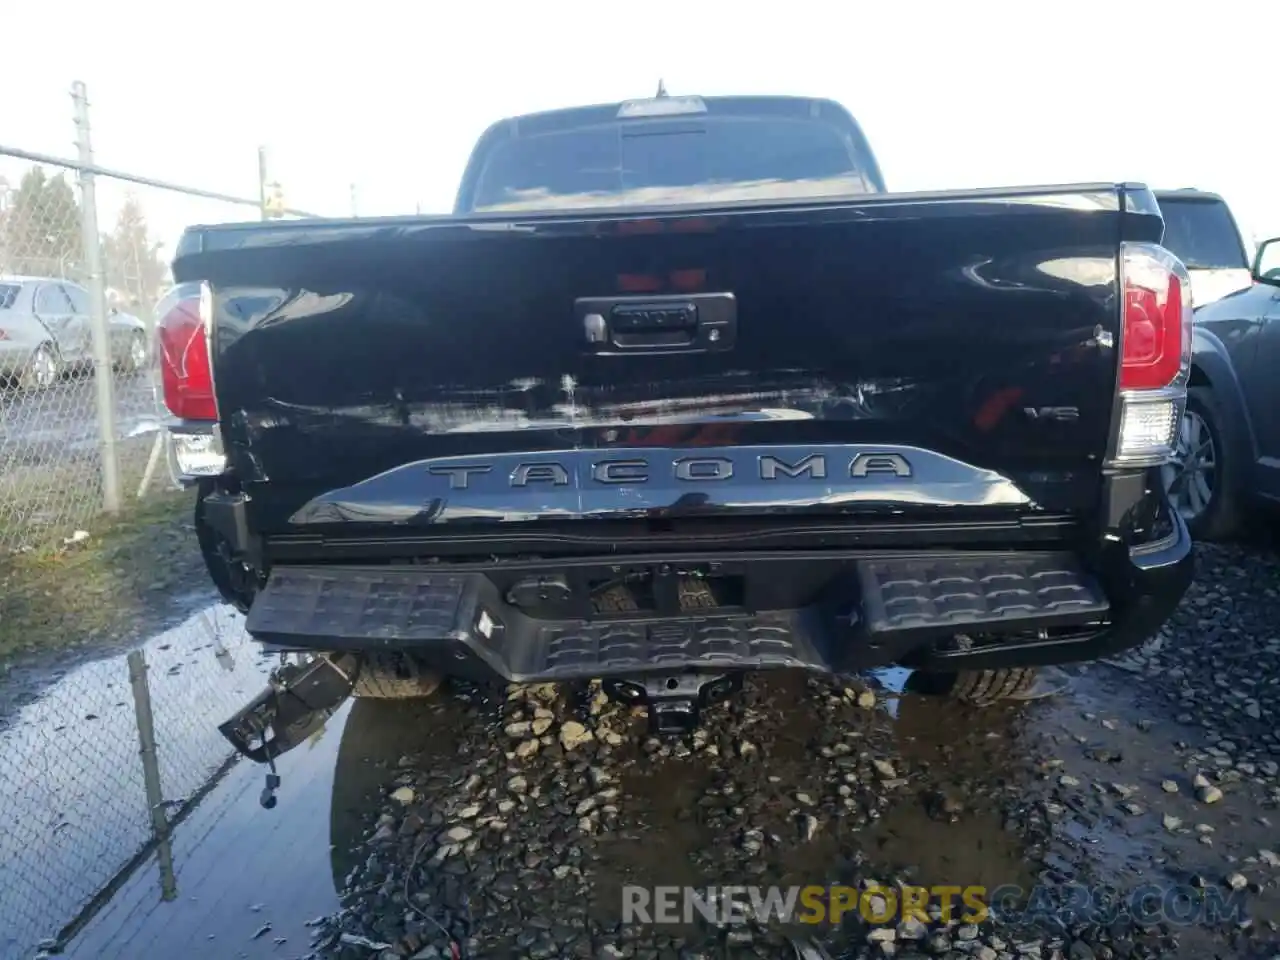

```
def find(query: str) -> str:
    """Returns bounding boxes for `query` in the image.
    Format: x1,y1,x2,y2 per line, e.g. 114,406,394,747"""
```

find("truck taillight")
1113,243,1192,464
155,282,226,480
155,282,217,421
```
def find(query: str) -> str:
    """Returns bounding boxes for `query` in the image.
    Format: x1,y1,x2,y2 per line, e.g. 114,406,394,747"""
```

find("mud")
0,541,1276,958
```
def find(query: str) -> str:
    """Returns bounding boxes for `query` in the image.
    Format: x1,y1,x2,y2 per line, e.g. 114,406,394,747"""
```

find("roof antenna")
655,78,668,98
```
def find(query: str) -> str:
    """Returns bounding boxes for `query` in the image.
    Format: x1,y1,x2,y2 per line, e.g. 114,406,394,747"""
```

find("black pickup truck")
160,92,1194,761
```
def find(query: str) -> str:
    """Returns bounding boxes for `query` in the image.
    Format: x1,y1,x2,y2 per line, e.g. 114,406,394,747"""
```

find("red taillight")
1119,244,1191,391
1111,243,1192,465
156,284,216,421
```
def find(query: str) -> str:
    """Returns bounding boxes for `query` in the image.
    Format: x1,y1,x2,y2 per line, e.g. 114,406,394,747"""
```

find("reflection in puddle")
872,686,1041,895
869,665,912,696
68,702,349,960
64,677,467,960
868,665,912,718
0,604,273,958
868,798,1035,891
0,635,1271,958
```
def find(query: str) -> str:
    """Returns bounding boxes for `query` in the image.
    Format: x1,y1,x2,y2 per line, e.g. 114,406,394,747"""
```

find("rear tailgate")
174,185,1161,539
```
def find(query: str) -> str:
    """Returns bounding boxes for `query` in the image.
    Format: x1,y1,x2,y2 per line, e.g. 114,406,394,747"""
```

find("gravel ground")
5,524,1280,960
1106,541,1280,767
294,539,1280,960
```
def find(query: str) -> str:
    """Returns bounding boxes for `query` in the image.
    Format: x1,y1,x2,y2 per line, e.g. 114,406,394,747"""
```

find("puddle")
867,691,1038,892
868,665,912,718
877,665,1280,931
601,672,1049,904
65,704,348,960
1029,668,1279,915
0,616,1272,959
0,604,277,958
0,591,482,960
65,693,465,960
867,800,1034,891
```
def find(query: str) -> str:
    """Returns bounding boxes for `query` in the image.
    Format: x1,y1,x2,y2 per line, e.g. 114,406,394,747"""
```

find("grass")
0,487,205,664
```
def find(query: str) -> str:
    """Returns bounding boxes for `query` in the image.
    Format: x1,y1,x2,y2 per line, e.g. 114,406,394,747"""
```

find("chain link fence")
0,160,113,545
0,83,335,957
0,81,321,558
0,604,274,958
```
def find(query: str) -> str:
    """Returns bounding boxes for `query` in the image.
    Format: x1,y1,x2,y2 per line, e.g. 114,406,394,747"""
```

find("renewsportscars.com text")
622,883,1249,927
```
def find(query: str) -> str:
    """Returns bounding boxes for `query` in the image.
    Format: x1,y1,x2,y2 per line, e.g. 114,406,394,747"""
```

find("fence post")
258,146,268,220
128,650,178,901
71,80,122,515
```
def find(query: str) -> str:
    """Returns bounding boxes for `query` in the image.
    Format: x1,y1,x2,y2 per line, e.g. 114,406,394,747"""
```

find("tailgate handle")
578,293,737,356
611,303,699,336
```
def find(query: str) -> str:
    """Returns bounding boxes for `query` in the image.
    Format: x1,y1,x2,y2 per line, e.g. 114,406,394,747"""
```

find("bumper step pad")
247,568,471,643
245,553,1109,681
856,553,1109,641
522,612,828,679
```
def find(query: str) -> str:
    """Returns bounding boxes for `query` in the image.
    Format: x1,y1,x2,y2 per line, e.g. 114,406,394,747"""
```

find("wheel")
351,653,443,699
123,331,147,373
21,343,60,390
592,576,717,613
907,666,1041,703
1160,386,1241,541
946,667,1040,703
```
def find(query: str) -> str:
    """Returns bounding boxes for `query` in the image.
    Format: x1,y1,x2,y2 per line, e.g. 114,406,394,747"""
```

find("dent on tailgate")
174,184,1147,536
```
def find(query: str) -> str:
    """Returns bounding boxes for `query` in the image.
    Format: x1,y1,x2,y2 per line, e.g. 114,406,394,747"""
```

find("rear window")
470,116,875,212
1158,198,1247,270
0,283,19,309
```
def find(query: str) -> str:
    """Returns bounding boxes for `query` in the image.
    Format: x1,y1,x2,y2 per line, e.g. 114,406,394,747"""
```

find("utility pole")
71,80,121,514
258,146,268,220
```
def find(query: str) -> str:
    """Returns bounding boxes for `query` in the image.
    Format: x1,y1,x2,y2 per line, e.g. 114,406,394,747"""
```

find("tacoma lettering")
674,457,735,482
427,464,492,490
849,453,912,478
510,463,571,487
426,451,917,488
759,454,827,480
593,459,649,484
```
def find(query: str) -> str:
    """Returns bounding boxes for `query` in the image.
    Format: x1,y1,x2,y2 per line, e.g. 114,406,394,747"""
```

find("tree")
101,194,169,316
0,166,84,279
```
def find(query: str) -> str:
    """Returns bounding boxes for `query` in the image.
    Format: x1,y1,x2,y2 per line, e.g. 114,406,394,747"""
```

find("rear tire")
21,343,60,391
948,667,1039,703
911,667,1040,704
351,653,443,700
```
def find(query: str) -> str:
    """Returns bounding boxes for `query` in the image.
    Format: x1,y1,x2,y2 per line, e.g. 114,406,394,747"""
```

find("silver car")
0,275,149,389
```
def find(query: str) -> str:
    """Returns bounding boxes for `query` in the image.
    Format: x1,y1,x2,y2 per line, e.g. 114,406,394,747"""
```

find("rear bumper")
239,515,1192,681
911,512,1193,671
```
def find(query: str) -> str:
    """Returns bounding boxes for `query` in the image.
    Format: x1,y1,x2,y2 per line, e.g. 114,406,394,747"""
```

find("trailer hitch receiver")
602,671,741,734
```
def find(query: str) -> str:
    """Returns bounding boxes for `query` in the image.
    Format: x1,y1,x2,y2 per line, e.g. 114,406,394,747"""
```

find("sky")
1,0,1276,259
